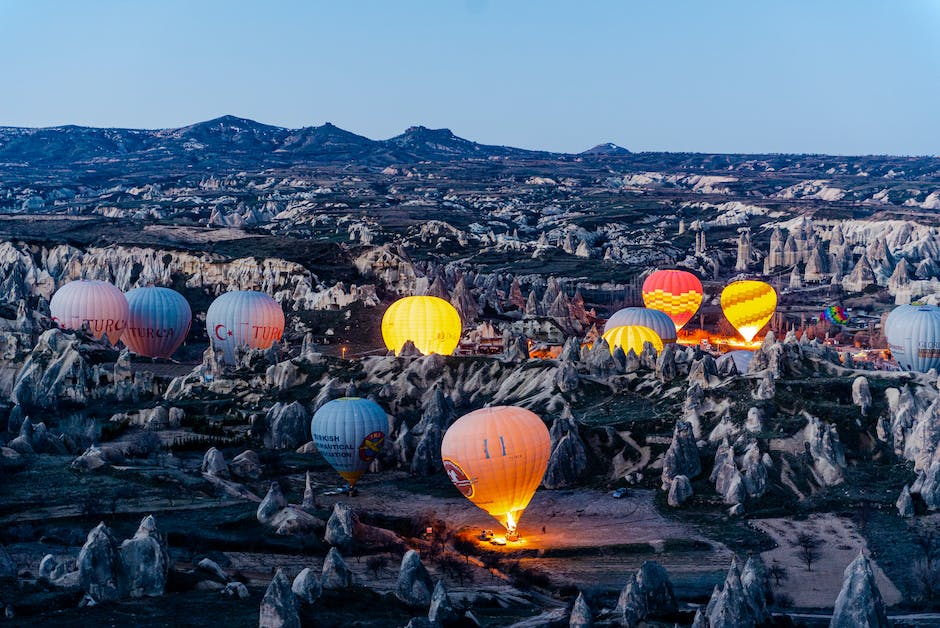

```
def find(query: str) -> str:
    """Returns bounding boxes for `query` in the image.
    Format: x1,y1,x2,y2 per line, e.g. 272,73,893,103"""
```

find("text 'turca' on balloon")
49,279,129,345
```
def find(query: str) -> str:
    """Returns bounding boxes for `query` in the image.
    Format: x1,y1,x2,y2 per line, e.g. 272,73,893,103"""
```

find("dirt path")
754,514,902,608
313,477,732,592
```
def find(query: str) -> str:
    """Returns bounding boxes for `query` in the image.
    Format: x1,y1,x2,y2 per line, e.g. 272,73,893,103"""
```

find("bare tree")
913,524,940,603
793,532,821,571
767,562,789,587
365,555,388,579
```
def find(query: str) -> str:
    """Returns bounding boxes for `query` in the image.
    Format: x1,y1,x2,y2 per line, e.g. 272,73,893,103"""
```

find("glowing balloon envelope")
720,280,777,342
123,287,192,359
49,279,129,344
310,397,388,486
641,269,703,331
381,295,462,356
440,406,550,536
884,304,940,373
205,290,285,364
605,307,677,344
601,325,664,356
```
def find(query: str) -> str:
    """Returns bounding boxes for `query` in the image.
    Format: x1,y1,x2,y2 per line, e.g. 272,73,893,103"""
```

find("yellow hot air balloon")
440,406,550,540
720,280,777,342
601,325,664,355
381,296,462,356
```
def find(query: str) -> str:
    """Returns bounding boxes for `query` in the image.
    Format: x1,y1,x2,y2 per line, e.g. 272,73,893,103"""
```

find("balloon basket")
506,530,519,542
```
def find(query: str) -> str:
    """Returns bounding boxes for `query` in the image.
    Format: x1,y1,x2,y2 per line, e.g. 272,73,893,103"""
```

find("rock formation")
396,550,434,607
259,568,300,628
830,552,889,628
321,548,353,590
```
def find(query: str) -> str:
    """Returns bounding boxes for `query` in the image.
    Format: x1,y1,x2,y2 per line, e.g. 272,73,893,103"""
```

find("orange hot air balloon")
720,280,777,342
641,270,703,331
440,406,550,539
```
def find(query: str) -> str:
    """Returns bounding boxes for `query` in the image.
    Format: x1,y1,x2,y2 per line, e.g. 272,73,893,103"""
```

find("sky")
0,0,938,155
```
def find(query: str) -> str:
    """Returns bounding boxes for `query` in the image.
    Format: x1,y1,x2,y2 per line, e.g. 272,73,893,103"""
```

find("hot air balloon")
205,290,284,364
381,296,462,356
720,280,776,342
601,325,664,356
310,397,388,488
49,279,129,344
884,304,940,373
440,406,550,540
605,307,677,344
123,287,192,359
641,270,703,331
821,306,850,325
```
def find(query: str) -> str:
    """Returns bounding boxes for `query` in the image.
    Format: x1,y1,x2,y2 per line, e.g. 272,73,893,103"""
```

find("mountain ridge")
0,115,578,171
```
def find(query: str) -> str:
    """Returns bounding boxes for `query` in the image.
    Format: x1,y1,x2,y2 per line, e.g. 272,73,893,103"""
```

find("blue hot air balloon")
884,304,940,373
123,287,192,358
205,290,285,364
605,307,677,343
310,398,388,487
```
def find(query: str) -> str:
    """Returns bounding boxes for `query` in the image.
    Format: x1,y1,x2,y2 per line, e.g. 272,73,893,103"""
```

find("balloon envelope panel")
440,406,550,532
720,280,777,342
50,280,129,344
310,397,388,486
381,296,462,356
601,325,664,356
205,290,284,364
641,270,703,331
605,307,677,343
123,287,192,358
884,305,940,373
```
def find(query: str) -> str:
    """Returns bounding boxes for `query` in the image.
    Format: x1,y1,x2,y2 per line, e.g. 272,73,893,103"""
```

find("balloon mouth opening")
738,327,760,343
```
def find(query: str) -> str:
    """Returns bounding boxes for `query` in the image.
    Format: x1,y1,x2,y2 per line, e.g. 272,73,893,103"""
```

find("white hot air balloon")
884,304,940,373
123,287,192,359
205,290,285,364
49,279,129,344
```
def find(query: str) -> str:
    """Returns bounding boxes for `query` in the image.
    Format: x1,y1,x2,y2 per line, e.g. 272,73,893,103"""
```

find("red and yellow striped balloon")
720,280,776,342
641,270,703,331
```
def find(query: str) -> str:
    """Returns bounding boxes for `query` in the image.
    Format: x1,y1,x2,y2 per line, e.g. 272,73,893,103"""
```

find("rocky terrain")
1,119,940,626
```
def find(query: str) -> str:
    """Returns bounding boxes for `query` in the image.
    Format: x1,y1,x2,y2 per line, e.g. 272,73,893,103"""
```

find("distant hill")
0,115,566,173
581,142,631,156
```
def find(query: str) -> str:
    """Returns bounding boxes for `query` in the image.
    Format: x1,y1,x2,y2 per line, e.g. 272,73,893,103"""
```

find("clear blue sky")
1,0,938,155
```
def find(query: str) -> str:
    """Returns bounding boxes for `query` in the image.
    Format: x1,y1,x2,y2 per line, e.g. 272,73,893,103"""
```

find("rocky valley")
1,117,940,627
